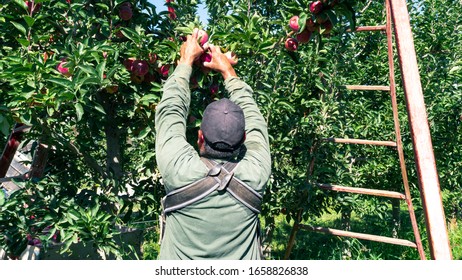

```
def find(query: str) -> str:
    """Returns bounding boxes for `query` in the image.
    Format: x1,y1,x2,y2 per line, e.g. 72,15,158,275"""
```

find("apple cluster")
285,0,338,52
166,0,177,20
123,54,170,86
189,29,238,94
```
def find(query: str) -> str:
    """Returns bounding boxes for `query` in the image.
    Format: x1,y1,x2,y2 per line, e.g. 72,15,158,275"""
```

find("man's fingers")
214,45,222,53
191,28,199,40
202,42,210,51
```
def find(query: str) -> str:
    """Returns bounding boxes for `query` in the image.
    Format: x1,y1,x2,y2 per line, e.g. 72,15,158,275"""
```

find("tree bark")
391,199,401,238
97,91,123,180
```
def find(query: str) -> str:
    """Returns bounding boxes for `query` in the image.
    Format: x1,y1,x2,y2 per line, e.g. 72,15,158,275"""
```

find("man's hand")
178,28,205,66
203,45,237,80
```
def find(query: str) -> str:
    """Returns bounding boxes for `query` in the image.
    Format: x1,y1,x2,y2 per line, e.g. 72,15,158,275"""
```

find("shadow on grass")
265,209,426,260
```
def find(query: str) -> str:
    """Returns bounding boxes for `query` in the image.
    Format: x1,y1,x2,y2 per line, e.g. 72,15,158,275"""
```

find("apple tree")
2,0,459,260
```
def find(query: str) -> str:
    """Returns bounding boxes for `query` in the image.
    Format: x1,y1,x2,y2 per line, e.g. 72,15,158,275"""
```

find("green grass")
140,211,462,260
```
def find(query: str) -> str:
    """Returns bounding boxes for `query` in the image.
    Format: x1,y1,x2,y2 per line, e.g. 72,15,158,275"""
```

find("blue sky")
149,0,209,24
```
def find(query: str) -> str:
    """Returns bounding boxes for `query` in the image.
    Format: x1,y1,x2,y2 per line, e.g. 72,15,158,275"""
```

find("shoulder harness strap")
162,157,262,214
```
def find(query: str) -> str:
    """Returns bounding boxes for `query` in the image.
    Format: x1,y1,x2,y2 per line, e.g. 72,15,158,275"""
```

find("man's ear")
197,129,205,146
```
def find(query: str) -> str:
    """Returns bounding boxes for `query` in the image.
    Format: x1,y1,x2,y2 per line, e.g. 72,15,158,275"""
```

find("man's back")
154,35,271,259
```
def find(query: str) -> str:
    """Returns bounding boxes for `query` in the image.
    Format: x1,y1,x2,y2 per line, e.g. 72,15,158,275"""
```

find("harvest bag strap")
162,157,262,214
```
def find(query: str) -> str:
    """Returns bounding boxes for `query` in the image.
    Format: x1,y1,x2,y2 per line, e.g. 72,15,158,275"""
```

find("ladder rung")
348,25,387,32
323,138,397,147
342,85,391,91
316,183,406,199
298,224,418,248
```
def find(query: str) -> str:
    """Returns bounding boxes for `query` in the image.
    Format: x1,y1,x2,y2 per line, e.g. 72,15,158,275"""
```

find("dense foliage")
0,0,460,259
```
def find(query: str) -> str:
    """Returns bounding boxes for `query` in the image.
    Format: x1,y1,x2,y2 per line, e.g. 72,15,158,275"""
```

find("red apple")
144,71,157,84
200,52,212,63
115,24,125,38
289,15,300,32
296,29,312,44
321,20,333,34
190,76,199,89
210,84,219,95
284,38,299,52
309,1,324,14
198,30,209,46
132,60,149,76
306,18,318,32
159,64,170,77
123,57,135,71
119,5,133,21
168,6,177,20
57,59,72,77
316,13,329,24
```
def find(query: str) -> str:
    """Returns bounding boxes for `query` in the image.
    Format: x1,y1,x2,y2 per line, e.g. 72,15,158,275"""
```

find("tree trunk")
29,142,49,179
341,210,352,259
98,91,123,181
261,215,275,259
391,199,401,238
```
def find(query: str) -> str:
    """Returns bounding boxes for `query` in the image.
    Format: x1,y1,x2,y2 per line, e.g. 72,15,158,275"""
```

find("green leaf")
49,77,73,89
0,117,10,136
11,21,27,36
139,94,159,104
449,66,461,75
96,60,106,82
23,16,35,27
0,190,5,206
12,0,28,11
137,126,151,140
120,28,140,44
68,209,80,220
298,12,308,34
80,76,100,86
92,102,106,115
75,103,84,121
325,9,338,26
95,3,109,11
78,65,97,75
16,38,29,47
175,26,194,35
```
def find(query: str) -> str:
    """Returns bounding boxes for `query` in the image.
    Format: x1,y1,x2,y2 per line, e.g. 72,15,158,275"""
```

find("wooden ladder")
284,0,426,260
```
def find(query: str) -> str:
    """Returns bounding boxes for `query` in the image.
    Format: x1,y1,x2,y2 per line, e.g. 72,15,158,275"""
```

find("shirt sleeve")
224,76,272,185
155,64,206,191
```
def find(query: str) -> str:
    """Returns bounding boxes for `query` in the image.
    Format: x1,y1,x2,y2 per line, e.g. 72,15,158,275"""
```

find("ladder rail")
385,0,426,259
389,0,452,260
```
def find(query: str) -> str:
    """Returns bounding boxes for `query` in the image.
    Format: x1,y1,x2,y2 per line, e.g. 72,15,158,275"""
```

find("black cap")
201,98,245,152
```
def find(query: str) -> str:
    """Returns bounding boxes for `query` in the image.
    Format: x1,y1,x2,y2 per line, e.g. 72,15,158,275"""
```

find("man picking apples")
155,29,271,259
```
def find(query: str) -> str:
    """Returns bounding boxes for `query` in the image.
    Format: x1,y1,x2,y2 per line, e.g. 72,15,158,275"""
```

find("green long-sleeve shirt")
155,63,271,259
